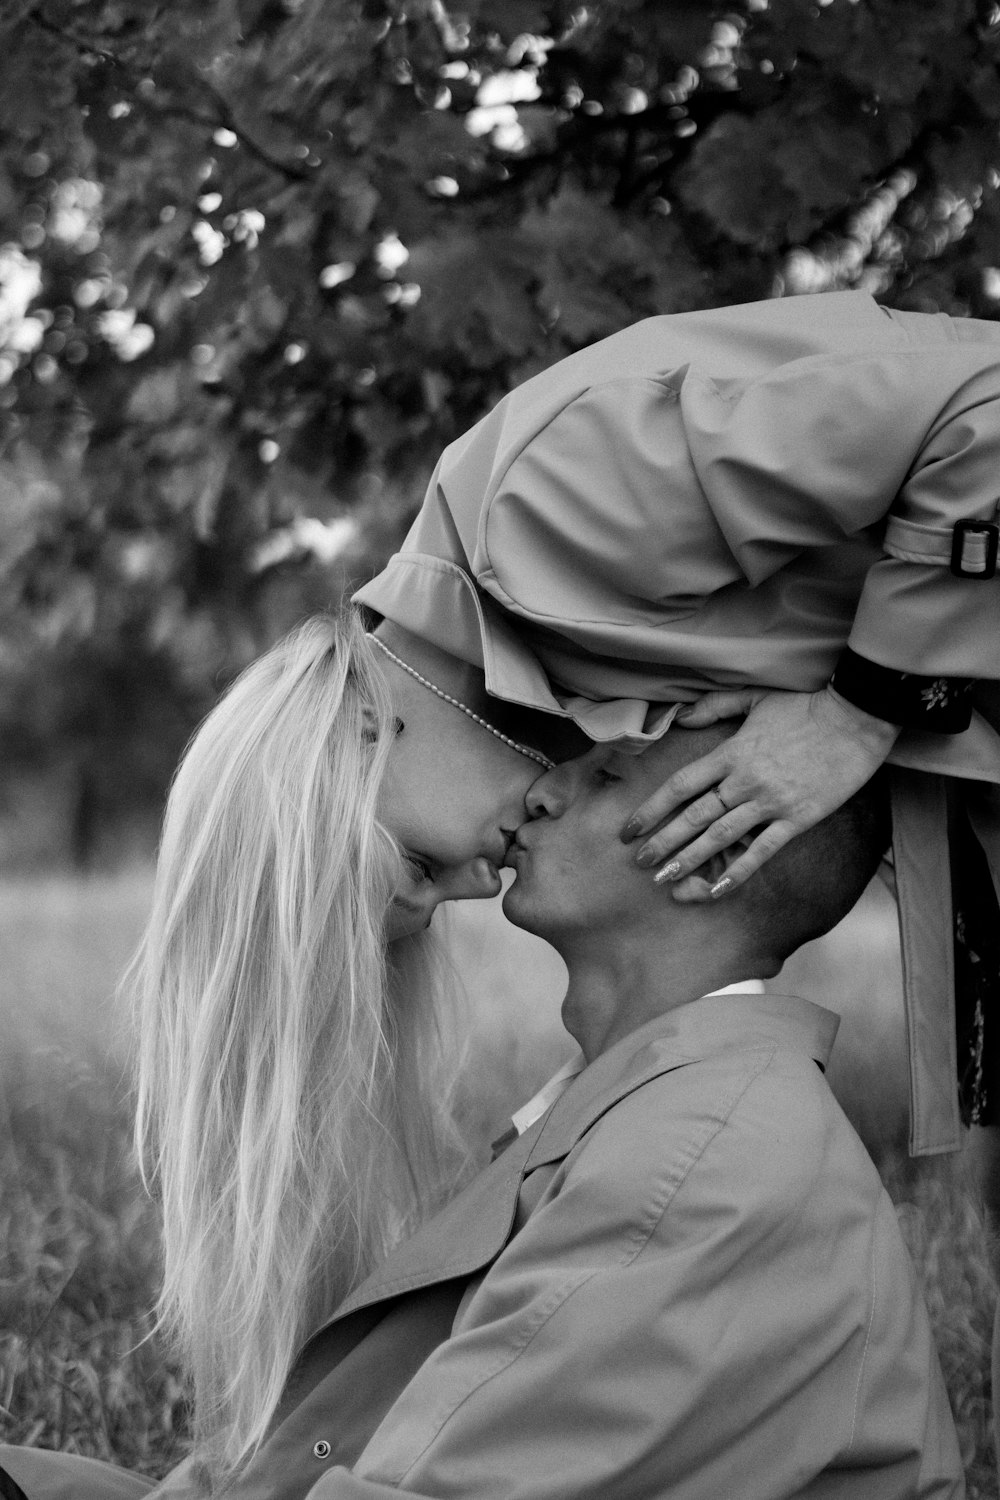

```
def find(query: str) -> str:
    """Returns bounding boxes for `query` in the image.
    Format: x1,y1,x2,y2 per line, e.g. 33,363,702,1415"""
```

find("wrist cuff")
831,648,973,733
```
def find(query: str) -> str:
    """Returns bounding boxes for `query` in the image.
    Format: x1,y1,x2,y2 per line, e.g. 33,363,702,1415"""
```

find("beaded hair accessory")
366,634,556,770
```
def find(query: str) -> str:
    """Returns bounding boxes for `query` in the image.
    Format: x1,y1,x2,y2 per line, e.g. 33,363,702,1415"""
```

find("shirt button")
313,1440,332,1460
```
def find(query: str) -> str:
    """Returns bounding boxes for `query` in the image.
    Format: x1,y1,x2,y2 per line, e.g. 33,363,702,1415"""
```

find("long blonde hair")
129,612,467,1483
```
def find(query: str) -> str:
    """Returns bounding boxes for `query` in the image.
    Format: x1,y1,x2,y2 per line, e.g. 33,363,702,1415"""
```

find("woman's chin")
500,870,534,929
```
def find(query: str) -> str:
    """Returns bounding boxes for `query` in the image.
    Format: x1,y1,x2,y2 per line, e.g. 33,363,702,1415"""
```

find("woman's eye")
405,854,433,883
595,767,621,786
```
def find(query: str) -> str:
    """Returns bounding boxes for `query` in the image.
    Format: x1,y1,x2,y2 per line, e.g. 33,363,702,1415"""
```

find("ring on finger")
710,786,731,815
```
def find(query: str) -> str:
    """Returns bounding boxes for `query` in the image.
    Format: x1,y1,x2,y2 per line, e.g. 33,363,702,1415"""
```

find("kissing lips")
503,832,530,872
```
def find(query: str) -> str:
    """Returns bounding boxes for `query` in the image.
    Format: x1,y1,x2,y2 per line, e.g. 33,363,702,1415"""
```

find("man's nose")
525,763,572,819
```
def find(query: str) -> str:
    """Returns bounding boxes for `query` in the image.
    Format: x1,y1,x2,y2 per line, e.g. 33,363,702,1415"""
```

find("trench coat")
0,993,964,1500
355,291,1000,1154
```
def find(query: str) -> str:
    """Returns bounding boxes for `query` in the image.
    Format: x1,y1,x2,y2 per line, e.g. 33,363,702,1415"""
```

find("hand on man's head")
620,685,898,901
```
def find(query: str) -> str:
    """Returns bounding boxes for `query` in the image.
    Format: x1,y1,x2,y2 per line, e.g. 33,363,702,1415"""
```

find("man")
0,722,964,1499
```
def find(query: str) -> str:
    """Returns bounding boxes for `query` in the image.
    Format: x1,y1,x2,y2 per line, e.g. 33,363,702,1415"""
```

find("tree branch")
27,6,121,66
28,7,315,186
147,93,314,185
612,118,640,209
201,85,315,184
454,89,749,207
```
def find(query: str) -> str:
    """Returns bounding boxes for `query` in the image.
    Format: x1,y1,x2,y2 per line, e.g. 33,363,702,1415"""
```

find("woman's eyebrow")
606,747,638,771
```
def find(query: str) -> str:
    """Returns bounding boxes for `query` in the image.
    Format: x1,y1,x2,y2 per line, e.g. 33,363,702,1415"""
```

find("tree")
2,0,1000,859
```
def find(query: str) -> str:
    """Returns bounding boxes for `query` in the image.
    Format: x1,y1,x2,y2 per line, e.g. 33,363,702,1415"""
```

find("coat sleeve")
677,341,1000,723
303,1053,960,1500
358,320,1000,728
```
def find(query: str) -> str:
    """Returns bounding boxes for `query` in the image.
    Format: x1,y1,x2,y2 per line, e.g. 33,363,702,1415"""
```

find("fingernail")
635,845,659,868
620,817,642,843
674,705,694,719
653,860,683,885
710,876,734,899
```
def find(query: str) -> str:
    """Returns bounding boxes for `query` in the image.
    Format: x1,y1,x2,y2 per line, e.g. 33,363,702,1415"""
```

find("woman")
129,610,562,1483
358,290,999,900
356,289,1000,1166
127,604,897,1488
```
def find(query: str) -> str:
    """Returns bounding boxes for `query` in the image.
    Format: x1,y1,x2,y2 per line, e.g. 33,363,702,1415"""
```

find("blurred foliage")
3,0,1000,860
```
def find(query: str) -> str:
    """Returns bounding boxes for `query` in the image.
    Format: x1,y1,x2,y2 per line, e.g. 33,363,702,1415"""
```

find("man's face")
502,740,681,941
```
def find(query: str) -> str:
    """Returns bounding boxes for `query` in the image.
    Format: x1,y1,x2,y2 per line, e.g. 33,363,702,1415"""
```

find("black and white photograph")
0,2,998,1496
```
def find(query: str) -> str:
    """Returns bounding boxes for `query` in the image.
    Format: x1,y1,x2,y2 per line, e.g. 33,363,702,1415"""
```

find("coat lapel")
319,1030,704,1336
312,1001,802,1345
331,1116,543,1323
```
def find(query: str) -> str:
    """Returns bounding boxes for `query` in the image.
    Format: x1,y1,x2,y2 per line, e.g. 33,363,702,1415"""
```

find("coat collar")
355,554,682,746
524,991,837,1170
324,992,836,1331
357,552,1000,773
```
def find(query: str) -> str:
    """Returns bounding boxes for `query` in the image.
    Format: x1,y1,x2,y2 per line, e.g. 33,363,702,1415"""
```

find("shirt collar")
506,981,791,1139
515,990,839,1173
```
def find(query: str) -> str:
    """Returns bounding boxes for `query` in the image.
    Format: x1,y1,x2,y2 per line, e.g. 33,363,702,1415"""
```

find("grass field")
0,870,997,1494
0,869,189,1476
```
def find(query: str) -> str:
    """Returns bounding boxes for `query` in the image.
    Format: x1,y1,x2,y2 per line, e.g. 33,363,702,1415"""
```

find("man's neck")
559,931,771,1063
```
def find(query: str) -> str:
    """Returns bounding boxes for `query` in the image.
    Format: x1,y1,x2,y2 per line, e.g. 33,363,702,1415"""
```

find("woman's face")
376,656,541,938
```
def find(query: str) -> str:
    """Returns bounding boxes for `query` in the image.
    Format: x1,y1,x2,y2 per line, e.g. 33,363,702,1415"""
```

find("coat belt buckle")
950,519,999,579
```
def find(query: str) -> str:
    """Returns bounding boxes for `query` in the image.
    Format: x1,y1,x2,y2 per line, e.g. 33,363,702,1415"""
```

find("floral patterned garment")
951,800,999,1128
831,647,975,733
833,651,995,1126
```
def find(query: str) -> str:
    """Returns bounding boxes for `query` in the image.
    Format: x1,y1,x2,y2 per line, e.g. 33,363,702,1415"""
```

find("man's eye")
595,767,621,786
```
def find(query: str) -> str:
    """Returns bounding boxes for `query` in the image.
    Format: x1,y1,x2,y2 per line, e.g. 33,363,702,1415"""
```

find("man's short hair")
745,769,890,964
677,721,891,965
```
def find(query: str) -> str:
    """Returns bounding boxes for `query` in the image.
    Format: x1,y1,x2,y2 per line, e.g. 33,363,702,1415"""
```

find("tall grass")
0,869,189,1474
0,1052,189,1473
0,872,996,1493
888,1150,997,1495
